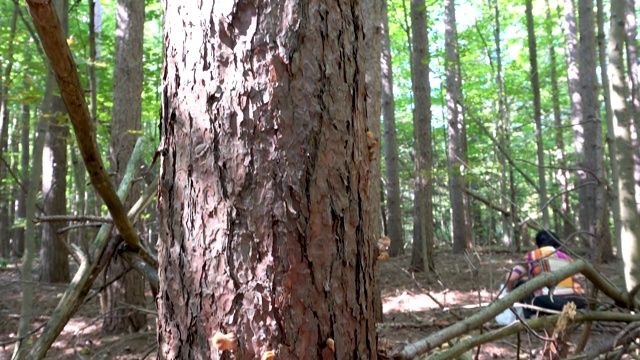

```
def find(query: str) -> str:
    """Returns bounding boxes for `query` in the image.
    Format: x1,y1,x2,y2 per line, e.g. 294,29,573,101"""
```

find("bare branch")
35,215,111,223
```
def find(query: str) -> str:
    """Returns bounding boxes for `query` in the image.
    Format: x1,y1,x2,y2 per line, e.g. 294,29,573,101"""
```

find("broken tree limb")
24,0,155,268
431,311,640,360
464,187,510,216
35,215,112,223
394,260,633,359
463,105,577,229
27,137,148,360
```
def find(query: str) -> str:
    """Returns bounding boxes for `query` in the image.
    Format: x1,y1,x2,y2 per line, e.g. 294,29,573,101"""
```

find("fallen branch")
430,311,640,360
393,260,634,359
27,137,148,359
464,187,510,216
35,215,111,223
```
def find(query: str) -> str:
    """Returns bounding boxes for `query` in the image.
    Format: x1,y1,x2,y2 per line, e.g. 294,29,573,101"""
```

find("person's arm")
505,259,528,291
504,270,521,291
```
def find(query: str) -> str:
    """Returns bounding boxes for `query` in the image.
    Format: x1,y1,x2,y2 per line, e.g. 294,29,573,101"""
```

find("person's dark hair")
535,230,562,248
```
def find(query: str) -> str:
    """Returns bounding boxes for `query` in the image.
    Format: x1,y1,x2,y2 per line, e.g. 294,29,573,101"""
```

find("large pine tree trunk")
102,0,146,333
381,0,405,257
158,1,377,359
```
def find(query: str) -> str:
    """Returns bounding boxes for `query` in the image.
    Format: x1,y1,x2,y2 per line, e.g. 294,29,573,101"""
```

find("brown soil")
0,249,630,359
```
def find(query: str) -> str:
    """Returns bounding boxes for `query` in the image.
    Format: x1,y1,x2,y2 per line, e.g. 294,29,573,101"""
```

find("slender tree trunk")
0,3,18,259
40,0,70,284
362,0,384,323
595,0,615,262
102,0,146,333
445,0,469,254
548,0,574,241
12,77,30,258
11,72,53,360
526,0,549,228
577,0,606,260
563,0,584,244
158,1,376,358
492,0,513,248
410,0,434,272
625,0,640,220
608,0,640,294
381,0,405,256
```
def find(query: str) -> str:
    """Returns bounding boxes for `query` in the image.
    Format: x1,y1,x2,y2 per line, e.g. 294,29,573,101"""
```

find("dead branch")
35,215,111,223
57,223,102,234
430,311,640,360
463,187,511,216
27,137,148,359
569,321,640,359
393,259,634,359
463,105,577,229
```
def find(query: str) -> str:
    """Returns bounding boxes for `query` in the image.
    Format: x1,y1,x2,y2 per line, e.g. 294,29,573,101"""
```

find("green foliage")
380,0,589,247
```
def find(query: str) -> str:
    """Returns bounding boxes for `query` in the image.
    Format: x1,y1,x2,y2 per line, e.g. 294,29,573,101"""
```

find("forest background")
1,0,640,358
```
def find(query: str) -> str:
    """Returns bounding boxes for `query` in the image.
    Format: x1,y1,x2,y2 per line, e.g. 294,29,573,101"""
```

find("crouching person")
505,230,587,318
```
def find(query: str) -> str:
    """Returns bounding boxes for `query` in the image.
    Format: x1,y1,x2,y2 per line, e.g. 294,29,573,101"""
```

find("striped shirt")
512,246,584,296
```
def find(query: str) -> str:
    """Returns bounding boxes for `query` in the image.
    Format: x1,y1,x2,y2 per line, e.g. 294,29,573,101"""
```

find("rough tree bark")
381,0,405,257
158,1,377,359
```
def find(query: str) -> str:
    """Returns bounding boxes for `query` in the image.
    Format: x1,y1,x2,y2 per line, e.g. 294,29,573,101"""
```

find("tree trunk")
362,0,384,323
11,71,53,360
492,0,514,248
525,0,549,228
625,0,640,216
608,0,640,294
624,0,640,248
0,3,18,259
445,0,469,254
157,1,377,359
102,0,146,334
547,0,574,241
39,0,70,284
595,0,615,262
12,76,30,258
577,0,606,261
410,0,434,273
381,0,405,257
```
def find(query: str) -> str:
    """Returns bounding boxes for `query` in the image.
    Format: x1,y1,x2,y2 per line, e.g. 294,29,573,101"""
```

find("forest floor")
0,248,630,359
